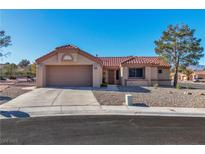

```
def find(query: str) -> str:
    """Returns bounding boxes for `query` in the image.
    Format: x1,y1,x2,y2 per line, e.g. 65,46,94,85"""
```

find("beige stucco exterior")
36,46,171,87
120,65,171,86
190,71,205,80
36,49,102,87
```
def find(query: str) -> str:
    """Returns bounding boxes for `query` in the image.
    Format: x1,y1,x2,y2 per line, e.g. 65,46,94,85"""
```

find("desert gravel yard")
0,85,30,98
92,86,205,108
0,82,35,105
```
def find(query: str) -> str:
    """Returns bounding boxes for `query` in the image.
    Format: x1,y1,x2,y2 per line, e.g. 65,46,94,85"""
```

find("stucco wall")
121,66,128,86
158,68,170,80
145,67,152,85
151,67,158,80
158,80,171,86
121,66,158,86
120,66,171,86
126,79,149,86
36,50,102,87
93,64,102,87
36,64,44,87
156,68,171,86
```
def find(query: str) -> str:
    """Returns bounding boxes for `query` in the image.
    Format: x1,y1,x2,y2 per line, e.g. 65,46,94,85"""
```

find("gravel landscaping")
0,85,30,98
92,86,205,108
0,82,35,105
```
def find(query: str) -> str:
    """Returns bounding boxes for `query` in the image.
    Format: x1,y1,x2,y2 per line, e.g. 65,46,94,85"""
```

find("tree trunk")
173,63,179,88
187,75,190,81
173,71,178,88
173,40,178,88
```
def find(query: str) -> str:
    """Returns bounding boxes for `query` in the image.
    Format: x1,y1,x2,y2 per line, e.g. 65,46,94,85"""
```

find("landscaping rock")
184,91,192,95
0,85,9,92
168,91,173,94
93,86,205,108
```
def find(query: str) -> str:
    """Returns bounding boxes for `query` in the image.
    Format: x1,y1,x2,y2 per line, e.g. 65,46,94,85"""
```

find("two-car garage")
46,65,93,87
36,45,102,88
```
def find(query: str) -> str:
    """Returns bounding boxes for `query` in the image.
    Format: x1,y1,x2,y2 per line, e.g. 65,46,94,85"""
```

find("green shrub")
9,76,16,80
101,82,108,87
186,85,192,89
176,84,181,89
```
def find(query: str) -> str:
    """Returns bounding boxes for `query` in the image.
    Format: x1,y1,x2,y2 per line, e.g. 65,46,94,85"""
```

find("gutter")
1,105,205,119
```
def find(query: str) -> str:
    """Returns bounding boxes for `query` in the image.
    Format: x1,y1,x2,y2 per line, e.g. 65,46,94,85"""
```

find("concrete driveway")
0,88,99,108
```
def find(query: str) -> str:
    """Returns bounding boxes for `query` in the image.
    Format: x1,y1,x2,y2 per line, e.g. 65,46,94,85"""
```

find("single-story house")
189,71,205,80
36,44,171,87
170,72,188,81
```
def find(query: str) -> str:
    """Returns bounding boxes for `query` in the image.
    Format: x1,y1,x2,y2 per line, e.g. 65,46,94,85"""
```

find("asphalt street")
1,115,205,145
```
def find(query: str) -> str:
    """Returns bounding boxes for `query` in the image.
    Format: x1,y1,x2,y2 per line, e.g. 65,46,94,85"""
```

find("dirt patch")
0,85,9,92
0,86,31,99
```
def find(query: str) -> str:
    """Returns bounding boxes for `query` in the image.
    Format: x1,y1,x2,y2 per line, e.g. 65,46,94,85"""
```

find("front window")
158,69,162,74
129,68,144,78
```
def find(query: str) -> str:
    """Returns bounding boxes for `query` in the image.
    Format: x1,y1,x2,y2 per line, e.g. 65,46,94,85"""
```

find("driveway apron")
0,88,99,108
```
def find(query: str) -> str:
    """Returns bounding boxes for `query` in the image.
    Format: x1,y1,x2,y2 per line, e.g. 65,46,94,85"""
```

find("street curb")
1,105,205,119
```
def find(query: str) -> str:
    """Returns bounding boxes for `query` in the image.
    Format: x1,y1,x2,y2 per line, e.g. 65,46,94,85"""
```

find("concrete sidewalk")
1,105,205,119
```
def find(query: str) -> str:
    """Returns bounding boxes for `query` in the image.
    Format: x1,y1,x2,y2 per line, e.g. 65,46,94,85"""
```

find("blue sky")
0,9,205,65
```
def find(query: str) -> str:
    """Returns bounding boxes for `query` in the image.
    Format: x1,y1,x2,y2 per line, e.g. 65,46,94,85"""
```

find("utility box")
125,94,133,106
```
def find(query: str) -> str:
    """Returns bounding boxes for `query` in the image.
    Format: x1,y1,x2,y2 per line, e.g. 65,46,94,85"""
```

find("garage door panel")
46,65,92,87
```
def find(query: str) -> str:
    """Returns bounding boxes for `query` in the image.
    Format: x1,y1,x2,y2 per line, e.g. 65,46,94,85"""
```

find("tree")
30,63,36,76
0,31,12,58
154,24,204,87
0,31,11,79
179,66,193,81
3,63,17,79
17,63,36,77
18,59,30,68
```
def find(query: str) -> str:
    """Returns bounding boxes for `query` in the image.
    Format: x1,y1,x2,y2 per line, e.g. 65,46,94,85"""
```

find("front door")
108,70,115,84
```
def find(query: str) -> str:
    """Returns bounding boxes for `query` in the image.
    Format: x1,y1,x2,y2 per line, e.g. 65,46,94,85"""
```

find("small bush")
176,84,181,89
187,85,192,89
9,76,16,80
101,82,108,87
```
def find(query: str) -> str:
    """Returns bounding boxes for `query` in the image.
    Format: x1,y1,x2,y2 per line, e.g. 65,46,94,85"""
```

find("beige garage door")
46,65,93,87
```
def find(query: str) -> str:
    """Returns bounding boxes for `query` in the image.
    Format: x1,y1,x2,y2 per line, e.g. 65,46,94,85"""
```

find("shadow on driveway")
118,86,151,93
0,96,12,105
0,110,30,118
44,86,151,93
132,103,149,107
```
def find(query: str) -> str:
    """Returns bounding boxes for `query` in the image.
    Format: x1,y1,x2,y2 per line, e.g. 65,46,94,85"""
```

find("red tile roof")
98,56,170,68
193,71,205,75
36,44,170,68
36,44,102,65
55,44,79,50
98,56,133,67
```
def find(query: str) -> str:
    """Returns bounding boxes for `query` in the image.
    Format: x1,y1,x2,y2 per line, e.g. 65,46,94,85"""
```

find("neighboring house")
36,44,171,87
170,72,188,81
189,71,205,80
